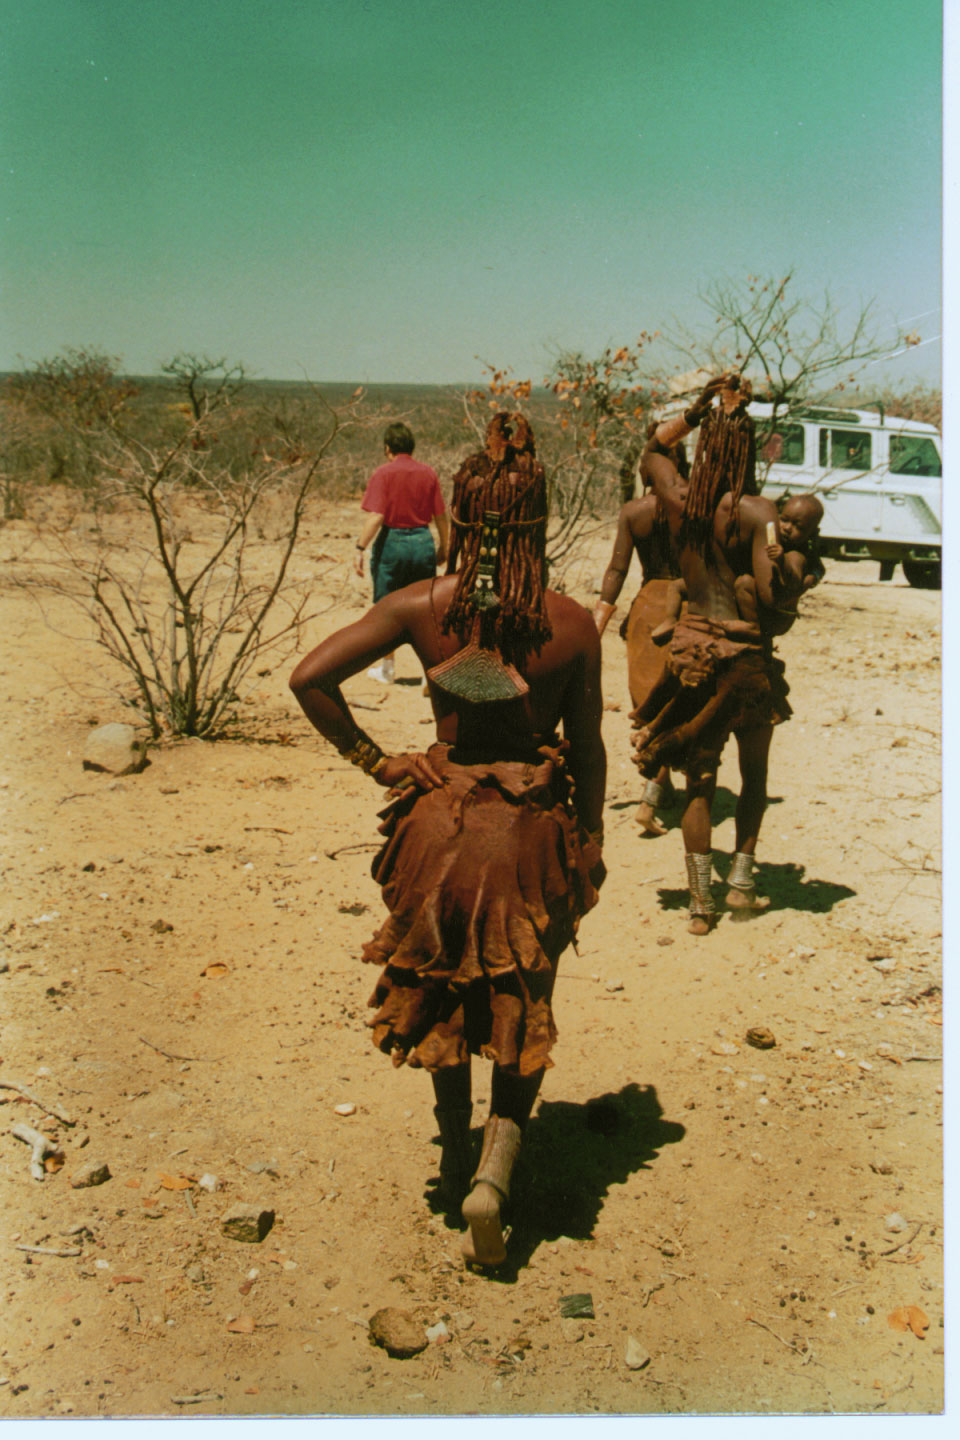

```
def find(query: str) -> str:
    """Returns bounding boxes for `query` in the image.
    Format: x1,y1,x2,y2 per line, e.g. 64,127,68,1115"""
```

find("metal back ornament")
427,507,531,702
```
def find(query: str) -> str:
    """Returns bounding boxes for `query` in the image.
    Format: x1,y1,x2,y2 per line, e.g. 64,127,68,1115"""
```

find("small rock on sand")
625,1336,651,1370
220,1204,275,1243
368,1307,428,1359
82,723,147,776
70,1160,111,1189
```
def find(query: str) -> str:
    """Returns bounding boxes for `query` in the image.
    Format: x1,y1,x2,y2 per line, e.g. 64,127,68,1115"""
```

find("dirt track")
0,508,942,1416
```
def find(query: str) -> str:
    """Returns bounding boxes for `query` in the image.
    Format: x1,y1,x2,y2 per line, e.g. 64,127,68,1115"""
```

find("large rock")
82,724,147,776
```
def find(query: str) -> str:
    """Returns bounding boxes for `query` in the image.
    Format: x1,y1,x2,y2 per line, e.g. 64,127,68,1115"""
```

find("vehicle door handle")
889,495,906,505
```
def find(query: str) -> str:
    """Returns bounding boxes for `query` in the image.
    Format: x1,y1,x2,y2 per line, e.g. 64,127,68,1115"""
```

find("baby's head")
779,494,823,547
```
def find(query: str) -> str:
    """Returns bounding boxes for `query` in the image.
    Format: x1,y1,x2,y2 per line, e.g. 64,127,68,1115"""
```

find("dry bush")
18,379,366,738
871,383,941,429
4,348,139,498
0,394,61,519
455,357,653,580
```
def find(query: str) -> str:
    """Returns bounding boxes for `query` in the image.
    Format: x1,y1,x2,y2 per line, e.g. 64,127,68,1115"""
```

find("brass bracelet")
593,600,616,635
338,731,389,776
654,412,692,448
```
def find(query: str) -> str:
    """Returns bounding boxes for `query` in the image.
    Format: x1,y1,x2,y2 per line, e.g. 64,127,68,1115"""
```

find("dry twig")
15,1243,82,1258
10,1121,62,1179
0,1079,75,1125
746,1315,808,1356
880,1221,924,1257
324,842,381,861
138,1036,219,1063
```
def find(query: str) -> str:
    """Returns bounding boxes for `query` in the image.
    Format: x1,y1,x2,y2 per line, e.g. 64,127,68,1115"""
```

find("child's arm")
664,578,686,619
780,550,807,594
650,579,687,643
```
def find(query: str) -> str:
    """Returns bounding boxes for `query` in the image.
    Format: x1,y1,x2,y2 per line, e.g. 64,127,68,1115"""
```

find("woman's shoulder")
385,573,454,612
544,590,599,646
545,587,590,614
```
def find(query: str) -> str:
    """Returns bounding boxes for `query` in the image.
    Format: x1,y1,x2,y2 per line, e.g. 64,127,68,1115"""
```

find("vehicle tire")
902,557,941,589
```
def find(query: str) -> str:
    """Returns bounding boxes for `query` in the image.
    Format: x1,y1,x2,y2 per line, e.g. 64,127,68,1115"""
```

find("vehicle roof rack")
794,406,861,424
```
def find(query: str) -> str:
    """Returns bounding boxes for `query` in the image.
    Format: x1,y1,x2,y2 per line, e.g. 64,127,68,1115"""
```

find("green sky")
0,0,942,384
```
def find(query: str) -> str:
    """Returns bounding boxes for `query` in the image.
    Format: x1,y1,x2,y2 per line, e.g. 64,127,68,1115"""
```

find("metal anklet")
685,852,716,916
641,780,664,807
727,851,756,892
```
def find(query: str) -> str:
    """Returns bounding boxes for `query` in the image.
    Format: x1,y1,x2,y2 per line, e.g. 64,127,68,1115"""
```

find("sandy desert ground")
0,502,943,1418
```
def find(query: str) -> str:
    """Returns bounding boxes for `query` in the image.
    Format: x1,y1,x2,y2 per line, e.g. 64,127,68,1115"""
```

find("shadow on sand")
656,857,855,916
429,1082,684,1282
610,785,783,825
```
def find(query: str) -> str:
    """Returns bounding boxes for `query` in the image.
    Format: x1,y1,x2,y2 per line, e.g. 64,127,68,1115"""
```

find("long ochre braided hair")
639,421,686,555
443,412,551,660
680,396,757,556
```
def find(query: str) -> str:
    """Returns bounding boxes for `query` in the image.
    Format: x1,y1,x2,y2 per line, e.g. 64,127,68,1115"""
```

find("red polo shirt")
361,455,445,529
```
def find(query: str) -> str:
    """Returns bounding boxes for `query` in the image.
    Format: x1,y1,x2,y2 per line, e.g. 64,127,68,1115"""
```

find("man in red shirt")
354,422,450,683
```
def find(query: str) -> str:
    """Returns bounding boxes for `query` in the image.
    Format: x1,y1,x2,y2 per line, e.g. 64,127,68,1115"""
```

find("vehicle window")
761,422,805,466
819,428,871,471
889,436,941,477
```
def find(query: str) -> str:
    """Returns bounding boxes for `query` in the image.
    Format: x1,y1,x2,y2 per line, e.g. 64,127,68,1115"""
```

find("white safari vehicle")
748,402,942,588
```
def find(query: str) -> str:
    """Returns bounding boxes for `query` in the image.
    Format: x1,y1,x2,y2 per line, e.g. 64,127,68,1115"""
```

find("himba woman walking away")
290,413,606,1267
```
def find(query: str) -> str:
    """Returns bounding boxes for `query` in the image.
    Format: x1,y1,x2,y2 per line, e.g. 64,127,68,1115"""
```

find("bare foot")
427,1167,471,1212
635,802,667,835
461,1181,507,1267
688,913,715,936
726,887,771,917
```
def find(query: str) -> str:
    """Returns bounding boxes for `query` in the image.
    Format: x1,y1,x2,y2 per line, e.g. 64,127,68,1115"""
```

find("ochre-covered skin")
635,377,791,923
594,487,684,832
290,575,606,1073
290,407,608,1073
638,381,785,781
362,742,603,1075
